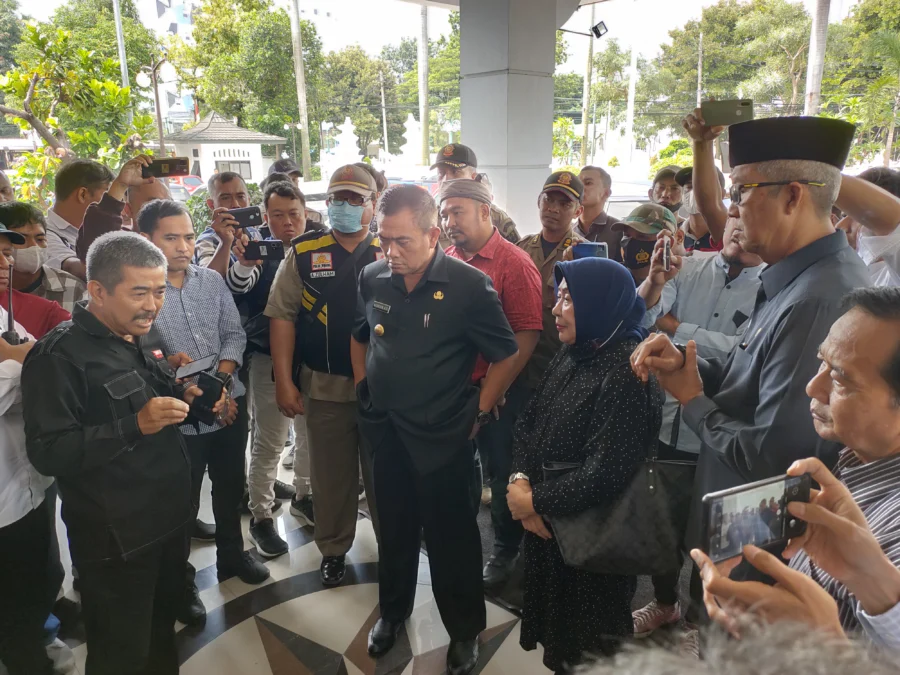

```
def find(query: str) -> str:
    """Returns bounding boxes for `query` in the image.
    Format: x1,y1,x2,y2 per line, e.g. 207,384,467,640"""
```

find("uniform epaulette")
293,231,336,255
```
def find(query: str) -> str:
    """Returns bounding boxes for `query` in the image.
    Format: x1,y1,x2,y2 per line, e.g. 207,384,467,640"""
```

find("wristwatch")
476,410,493,427
215,371,235,395
509,472,530,484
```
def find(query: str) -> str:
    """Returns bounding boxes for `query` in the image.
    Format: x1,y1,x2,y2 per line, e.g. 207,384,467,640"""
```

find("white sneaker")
282,446,295,469
632,600,681,638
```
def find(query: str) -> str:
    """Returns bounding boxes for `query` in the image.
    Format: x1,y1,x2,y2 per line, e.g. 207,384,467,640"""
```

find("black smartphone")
700,99,754,127
701,473,811,563
244,240,285,261
174,353,218,380
664,239,672,272
227,206,263,230
192,372,224,426
142,157,190,178
572,242,609,259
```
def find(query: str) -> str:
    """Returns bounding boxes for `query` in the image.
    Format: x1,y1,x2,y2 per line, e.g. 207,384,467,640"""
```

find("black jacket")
22,305,193,564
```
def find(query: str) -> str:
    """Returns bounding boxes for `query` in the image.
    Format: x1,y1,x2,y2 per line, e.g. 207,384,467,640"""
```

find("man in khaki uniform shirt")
517,171,586,389
265,165,382,587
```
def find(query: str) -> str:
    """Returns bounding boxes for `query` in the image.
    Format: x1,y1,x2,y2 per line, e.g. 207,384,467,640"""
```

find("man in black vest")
228,181,308,557
265,165,381,586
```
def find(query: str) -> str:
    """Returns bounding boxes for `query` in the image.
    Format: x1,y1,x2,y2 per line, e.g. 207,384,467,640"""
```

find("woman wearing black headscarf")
507,257,664,674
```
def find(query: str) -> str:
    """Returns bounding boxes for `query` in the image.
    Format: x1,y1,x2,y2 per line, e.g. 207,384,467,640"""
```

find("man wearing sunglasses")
631,116,871,608
265,164,382,587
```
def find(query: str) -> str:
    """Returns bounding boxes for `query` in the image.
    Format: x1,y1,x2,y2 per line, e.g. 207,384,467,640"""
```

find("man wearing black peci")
351,185,520,675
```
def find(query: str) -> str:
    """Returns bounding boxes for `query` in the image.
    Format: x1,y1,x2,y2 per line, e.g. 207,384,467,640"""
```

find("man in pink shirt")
439,179,543,589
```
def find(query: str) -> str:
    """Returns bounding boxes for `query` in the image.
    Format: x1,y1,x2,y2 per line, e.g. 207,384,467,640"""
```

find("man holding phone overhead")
631,116,870,603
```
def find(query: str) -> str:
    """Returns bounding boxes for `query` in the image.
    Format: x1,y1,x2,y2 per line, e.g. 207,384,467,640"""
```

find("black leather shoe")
482,553,518,589
320,555,346,587
192,519,216,541
217,551,271,584
367,618,403,656
447,639,479,675
177,582,207,627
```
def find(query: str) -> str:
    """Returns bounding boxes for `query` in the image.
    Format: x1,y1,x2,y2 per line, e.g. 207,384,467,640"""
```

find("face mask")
328,201,365,234
682,190,701,216
622,238,656,269
13,245,46,274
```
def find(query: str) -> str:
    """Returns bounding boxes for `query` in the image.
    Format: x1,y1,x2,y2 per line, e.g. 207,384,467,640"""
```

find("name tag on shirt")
310,270,336,278
374,301,391,314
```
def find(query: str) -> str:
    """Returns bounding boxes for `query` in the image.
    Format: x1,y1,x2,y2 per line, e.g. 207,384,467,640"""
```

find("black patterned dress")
511,338,663,673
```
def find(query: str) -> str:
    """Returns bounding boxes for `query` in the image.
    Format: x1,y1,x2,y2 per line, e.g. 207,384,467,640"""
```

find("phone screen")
705,476,804,562
175,354,218,380
572,242,609,259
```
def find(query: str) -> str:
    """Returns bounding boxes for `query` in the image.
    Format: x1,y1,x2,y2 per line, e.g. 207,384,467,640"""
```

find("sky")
25,0,859,71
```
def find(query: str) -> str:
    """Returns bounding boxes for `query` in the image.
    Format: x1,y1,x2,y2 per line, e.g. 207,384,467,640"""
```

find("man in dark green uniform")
517,171,586,389
265,164,382,587
351,185,519,675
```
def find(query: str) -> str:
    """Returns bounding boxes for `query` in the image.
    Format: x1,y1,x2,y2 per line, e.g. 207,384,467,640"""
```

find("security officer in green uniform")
433,143,520,246
265,164,381,588
350,184,520,675
517,171,586,388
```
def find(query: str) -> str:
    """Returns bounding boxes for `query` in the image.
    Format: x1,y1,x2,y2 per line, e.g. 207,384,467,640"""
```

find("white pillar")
459,0,558,234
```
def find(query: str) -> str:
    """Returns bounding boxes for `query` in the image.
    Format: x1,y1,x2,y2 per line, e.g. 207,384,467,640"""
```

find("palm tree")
867,31,900,167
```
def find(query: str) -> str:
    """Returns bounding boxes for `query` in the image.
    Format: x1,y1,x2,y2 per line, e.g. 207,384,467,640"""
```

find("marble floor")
54,457,550,675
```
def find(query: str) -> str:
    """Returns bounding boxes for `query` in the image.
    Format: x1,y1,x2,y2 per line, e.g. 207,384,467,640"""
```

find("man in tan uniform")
517,171,586,389
432,143,520,246
265,165,381,587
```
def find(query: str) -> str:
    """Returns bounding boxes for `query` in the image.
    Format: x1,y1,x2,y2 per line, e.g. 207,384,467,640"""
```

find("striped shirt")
153,265,247,435
790,449,900,647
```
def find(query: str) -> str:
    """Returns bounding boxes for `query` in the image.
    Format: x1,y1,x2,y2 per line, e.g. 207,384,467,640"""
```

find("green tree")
381,37,419,82
650,138,693,178
0,23,154,204
865,30,900,165
554,72,583,114
0,0,21,72
51,0,160,82
318,46,404,154
553,116,577,164
735,0,811,111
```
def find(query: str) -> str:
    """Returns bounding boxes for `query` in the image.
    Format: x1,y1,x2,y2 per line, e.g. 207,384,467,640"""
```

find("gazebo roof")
166,112,287,144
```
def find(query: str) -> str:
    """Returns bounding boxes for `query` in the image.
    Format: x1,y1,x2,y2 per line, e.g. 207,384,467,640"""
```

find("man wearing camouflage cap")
265,164,382,587
432,143,520,245
614,203,678,285
649,165,685,225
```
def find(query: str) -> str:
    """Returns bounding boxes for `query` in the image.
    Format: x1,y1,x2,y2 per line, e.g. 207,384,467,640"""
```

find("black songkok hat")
729,117,856,170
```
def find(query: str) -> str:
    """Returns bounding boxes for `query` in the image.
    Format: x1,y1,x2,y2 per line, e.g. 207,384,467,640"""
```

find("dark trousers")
373,426,486,641
475,383,530,557
650,441,698,607
0,498,56,675
77,530,187,675
185,397,249,584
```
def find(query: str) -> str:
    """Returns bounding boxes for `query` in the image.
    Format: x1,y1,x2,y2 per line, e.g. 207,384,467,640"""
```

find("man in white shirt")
835,168,900,288
45,159,114,282
0,281,56,674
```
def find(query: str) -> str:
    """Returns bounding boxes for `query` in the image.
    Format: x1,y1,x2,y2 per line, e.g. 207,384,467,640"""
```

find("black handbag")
543,363,697,576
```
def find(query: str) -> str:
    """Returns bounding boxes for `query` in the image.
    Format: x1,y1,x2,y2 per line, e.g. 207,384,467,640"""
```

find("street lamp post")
138,58,168,155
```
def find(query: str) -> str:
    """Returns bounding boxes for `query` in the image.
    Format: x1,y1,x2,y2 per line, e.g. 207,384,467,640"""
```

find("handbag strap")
304,233,374,324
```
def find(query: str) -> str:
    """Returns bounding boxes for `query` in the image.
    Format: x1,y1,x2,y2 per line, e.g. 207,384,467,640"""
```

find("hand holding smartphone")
700,99,754,127
702,473,812,564
663,239,672,272
141,157,190,179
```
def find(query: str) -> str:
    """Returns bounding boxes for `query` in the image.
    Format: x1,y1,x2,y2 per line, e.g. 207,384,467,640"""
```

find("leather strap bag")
543,362,697,576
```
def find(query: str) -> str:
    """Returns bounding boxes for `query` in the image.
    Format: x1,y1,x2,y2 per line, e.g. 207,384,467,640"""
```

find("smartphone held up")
701,473,811,564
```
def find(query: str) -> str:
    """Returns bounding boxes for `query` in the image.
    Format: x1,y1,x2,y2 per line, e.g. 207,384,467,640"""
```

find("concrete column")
459,0,559,234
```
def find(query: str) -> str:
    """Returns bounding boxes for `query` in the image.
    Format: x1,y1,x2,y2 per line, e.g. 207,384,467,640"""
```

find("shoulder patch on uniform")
370,237,380,248
294,233,336,255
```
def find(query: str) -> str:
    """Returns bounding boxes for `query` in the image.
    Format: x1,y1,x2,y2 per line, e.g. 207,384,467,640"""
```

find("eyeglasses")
328,194,369,207
729,180,826,206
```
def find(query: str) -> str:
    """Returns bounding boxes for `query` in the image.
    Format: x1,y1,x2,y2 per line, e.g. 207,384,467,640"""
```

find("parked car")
169,184,190,203
166,175,205,194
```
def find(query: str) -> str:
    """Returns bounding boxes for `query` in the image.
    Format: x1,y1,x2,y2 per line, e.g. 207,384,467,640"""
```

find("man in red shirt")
0,225,70,339
439,179,542,589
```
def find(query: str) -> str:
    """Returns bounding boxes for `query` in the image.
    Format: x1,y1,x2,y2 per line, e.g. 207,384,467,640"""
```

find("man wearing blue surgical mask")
265,164,382,588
